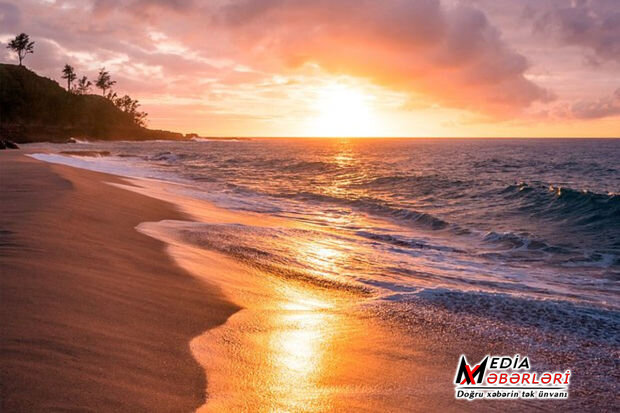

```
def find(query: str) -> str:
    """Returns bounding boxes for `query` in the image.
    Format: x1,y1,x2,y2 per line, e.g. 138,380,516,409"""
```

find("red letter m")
455,355,488,385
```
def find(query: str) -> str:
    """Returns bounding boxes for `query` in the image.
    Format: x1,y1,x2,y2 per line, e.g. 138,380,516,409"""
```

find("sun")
307,83,380,137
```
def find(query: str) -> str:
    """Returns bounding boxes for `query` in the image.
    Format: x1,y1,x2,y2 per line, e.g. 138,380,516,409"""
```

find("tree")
95,67,116,97
105,90,118,101
75,76,92,95
6,33,35,66
61,64,76,92
114,94,148,127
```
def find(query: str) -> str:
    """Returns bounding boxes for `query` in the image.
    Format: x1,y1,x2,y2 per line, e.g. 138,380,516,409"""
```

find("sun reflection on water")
137,176,428,412
304,244,343,273
272,299,330,381
263,287,340,411
319,140,372,205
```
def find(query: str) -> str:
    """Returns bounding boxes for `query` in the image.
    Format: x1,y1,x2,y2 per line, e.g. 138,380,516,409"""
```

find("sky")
1,0,619,137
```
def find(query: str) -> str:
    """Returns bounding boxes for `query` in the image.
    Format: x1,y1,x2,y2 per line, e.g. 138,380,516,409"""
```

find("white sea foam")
28,153,177,182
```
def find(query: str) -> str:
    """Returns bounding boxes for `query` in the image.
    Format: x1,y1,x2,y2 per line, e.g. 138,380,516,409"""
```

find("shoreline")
2,150,618,411
0,152,239,411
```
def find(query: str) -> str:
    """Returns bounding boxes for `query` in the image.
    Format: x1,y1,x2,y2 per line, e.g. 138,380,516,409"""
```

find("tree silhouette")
6,33,35,66
114,94,148,127
75,76,92,95
61,64,76,92
106,90,118,101
95,67,116,97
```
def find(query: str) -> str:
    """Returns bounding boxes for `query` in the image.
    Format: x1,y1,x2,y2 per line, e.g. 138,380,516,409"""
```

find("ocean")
29,138,620,308
27,138,620,406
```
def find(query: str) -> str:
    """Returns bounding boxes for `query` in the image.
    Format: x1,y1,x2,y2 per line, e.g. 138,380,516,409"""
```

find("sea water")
28,137,620,409
29,138,620,335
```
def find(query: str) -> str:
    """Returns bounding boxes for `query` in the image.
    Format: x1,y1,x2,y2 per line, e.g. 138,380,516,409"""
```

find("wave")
223,178,617,265
281,160,337,173
59,150,111,158
66,137,91,144
214,179,454,232
482,231,556,251
356,174,466,195
277,190,451,230
384,288,620,344
148,151,179,162
356,231,464,253
501,182,620,228
480,230,620,268
147,151,194,163
154,221,372,295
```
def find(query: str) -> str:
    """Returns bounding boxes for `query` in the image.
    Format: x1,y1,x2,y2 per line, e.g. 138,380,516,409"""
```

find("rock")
0,139,20,149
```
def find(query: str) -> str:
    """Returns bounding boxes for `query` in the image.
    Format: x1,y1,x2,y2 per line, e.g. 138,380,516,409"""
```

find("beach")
2,0,619,409
1,148,618,412
0,0,620,413
0,151,465,411
0,152,238,411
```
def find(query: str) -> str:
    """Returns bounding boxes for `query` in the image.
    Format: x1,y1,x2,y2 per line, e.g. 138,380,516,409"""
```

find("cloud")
17,0,550,116
207,0,552,115
532,0,620,63
92,0,196,20
571,88,620,119
26,38,67,72
1,0,564,131
0,2,20,32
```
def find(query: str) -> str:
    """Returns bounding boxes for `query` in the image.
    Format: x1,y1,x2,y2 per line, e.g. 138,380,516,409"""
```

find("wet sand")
109,177,499,412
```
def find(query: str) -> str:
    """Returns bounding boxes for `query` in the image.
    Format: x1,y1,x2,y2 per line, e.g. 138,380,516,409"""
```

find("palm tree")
61,64,77,92
75,76,92,95
95,67,116,97
6,33,35,66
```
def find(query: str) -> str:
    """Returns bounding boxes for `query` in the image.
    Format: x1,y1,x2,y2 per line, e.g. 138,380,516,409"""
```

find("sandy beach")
0,152,239,411
0,152,477,412
2,1,618,409
1,150,617,412
0,0,620,406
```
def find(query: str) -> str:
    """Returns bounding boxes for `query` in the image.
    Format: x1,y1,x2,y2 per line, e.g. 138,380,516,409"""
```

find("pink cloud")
204,0,553,115
0,2,20,31
571,88,620,119
8,0,604,129
531,0,620,63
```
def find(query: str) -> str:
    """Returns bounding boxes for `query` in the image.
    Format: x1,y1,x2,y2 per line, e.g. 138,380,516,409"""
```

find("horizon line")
191,136,620,139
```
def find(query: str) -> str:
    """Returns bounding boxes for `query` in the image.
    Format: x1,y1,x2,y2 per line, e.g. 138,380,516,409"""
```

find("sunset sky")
1,0,619,137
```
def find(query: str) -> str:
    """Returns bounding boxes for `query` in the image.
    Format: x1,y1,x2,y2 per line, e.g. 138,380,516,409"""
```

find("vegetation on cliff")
0,63,183,143
1,33,184,143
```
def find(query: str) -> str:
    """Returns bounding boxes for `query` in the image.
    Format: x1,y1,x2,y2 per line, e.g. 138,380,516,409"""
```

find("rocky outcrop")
0,139,20,149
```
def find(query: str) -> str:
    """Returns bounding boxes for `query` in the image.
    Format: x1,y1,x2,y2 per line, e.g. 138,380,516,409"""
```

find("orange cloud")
210,0,554,116
2,0,618,136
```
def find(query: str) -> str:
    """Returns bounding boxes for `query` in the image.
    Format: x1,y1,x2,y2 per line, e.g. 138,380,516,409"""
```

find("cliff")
0,64,184,143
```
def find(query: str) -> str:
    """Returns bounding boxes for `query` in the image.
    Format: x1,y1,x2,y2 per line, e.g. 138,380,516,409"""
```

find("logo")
454,354,570,400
